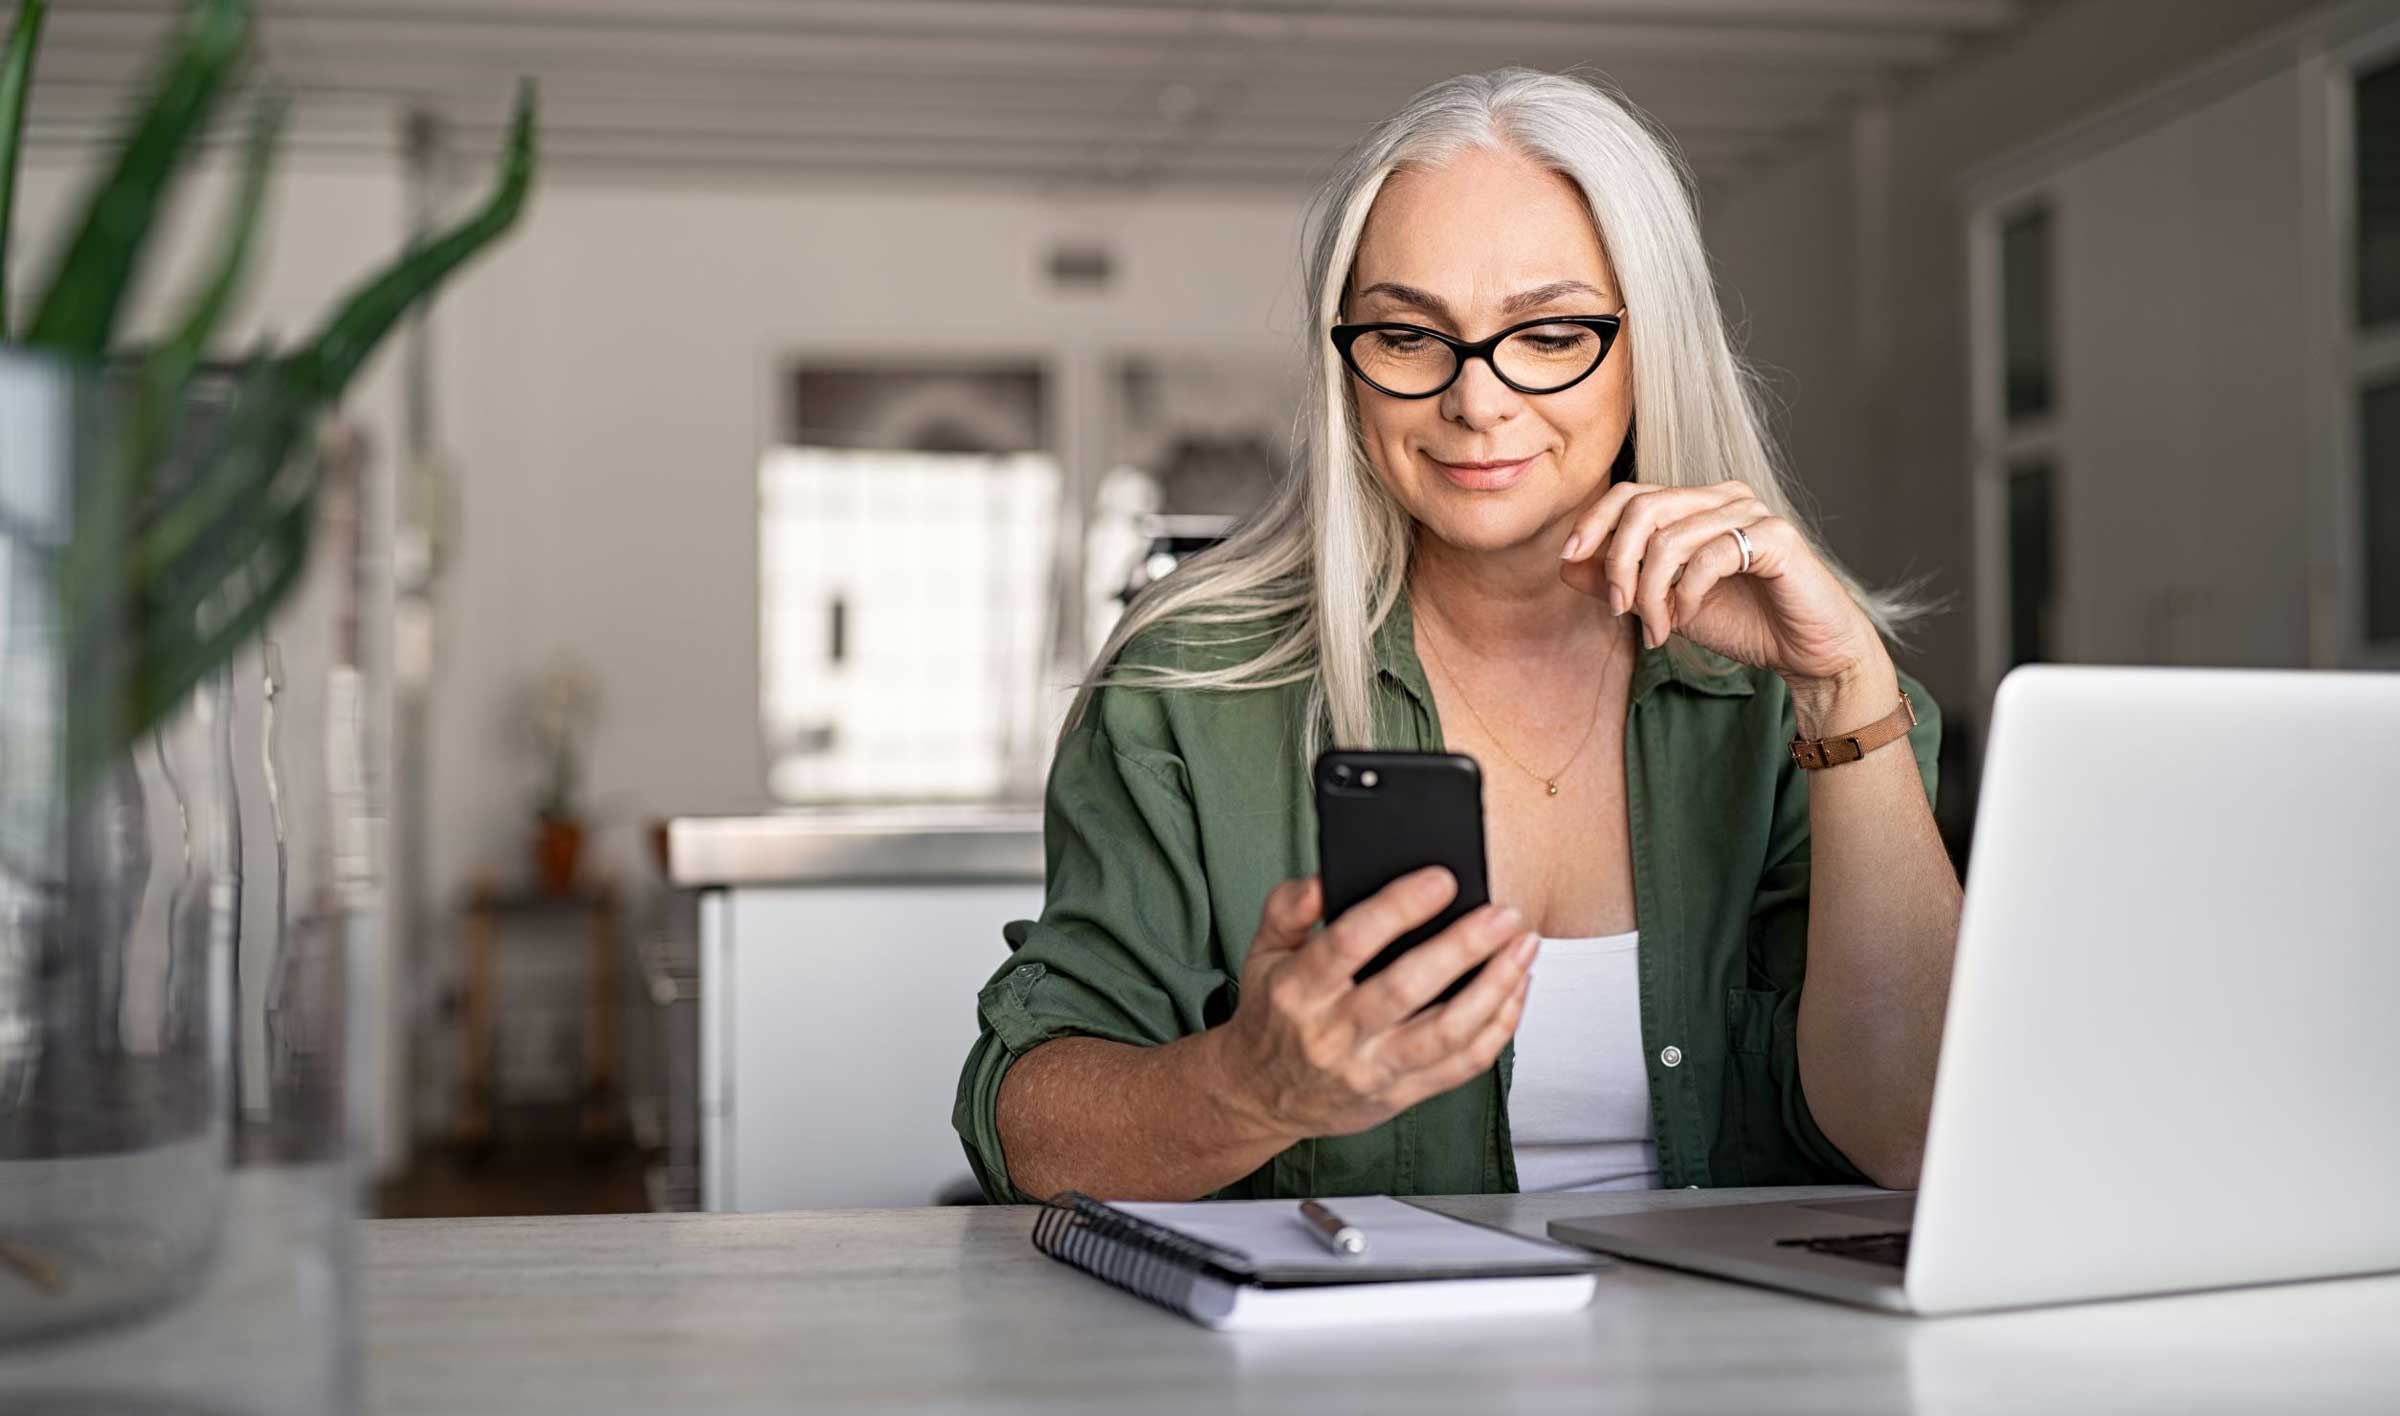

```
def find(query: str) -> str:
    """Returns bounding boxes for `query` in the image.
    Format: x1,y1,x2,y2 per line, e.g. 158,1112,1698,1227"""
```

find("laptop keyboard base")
1775,1230,1911,1268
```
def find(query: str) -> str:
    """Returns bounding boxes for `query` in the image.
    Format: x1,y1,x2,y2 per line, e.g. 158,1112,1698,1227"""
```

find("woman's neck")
1409,526,1618,666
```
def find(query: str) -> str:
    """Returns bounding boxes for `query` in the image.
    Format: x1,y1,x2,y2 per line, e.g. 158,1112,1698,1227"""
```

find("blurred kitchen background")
5,0,2391,1217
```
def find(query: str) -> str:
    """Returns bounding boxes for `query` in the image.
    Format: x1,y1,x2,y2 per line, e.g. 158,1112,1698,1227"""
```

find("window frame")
1967,187,2066,714
2318,19,2400,667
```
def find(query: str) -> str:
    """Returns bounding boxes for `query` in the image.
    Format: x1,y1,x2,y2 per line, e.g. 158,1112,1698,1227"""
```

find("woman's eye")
1522,334,1588,352
1371,331,1429,350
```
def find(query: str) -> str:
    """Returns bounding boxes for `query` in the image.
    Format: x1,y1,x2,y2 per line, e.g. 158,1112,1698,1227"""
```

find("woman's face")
1344,145,1630,558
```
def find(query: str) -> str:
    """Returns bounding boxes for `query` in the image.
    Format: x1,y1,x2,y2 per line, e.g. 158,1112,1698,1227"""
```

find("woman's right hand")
1209,868,1538,1144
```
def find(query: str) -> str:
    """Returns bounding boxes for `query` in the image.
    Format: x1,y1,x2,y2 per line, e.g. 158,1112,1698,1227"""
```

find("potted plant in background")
0,0,537,1409
525,655,601,896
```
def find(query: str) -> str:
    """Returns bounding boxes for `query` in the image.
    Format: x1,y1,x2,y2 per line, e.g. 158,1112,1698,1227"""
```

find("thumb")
1559,547,1611,603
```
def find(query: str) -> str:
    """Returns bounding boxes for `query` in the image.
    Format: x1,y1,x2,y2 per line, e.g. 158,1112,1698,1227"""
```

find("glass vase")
0,347,377,1414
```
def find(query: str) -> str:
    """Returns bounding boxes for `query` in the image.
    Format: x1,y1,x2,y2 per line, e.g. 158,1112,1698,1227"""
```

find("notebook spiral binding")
1031,1192,1252,1317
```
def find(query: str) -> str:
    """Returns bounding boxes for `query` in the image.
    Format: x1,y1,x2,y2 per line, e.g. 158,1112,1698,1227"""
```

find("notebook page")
1113,1196,1592,1279
1209,1273,1600,1332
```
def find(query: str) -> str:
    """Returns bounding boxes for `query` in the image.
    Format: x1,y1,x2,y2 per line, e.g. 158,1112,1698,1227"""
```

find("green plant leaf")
63,357,318,792
133,377,315,626
23,0,249,358
140,90,285,430
67,464,317,793
113,88,285,539
137,470,316,726
120,352,297,590
0,0,48,341
301,76,537,399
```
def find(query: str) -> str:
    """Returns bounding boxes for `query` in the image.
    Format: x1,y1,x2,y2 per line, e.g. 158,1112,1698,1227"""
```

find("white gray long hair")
1068,66,1920,753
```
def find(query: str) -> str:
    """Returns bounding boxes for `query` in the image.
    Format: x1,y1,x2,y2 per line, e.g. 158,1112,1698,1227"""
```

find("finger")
1343,901,1524,1036
1374,929,1538,1073
1597,483,1746,617
1384,971,1532,1111
1558,478,1649,563
1561,472,1756,564
1297,865,1459,987
1669,522,1752,630
1252,877,1325,959
1732,512,1801,576
1636,499,1768,648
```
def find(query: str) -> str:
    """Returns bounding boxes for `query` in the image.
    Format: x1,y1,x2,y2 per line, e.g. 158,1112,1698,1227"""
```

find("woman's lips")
1428,453,1537,491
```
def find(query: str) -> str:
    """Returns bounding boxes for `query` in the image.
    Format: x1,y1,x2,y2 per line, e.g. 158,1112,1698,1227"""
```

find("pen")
1299,1199,1368,1257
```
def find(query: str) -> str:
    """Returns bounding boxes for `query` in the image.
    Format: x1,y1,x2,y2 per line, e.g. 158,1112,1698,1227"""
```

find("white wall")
1702,0,2332,741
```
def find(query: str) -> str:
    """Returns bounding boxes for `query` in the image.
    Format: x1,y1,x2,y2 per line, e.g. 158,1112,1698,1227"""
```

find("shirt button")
1660,1045,1683,1068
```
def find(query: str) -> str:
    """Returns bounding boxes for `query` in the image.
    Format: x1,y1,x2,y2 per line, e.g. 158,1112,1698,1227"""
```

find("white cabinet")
697,876,1043,1211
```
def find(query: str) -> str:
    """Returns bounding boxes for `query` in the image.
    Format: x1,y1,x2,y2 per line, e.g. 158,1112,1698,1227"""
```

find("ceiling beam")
45,5,1960,73
19,78,1803,169
207,0,2016,40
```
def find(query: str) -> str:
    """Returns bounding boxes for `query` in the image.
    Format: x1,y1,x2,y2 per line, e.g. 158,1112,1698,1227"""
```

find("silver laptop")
1551,665,2400,1316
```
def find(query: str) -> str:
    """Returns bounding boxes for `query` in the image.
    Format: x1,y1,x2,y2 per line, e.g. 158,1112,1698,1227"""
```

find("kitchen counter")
665,805,1043,886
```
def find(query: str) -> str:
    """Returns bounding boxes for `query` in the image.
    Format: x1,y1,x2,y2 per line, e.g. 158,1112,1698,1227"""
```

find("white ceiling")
22,0,2059,198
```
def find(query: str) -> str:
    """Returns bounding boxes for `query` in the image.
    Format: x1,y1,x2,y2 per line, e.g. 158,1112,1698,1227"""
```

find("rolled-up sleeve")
1745,668,1942,1183
952,679,1236,1203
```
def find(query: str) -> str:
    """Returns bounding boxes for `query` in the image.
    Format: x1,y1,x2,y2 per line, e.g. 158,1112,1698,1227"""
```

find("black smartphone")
1312,749,1491,1005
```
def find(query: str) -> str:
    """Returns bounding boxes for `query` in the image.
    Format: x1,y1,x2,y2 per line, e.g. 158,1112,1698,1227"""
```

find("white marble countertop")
363,1186,2400,1414
666,805,1044,886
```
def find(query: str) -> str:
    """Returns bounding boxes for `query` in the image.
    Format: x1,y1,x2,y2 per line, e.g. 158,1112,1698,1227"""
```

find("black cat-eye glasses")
1329,310,1626,399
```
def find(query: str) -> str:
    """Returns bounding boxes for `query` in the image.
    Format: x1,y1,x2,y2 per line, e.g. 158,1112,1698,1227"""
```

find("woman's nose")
1440,354,1520,430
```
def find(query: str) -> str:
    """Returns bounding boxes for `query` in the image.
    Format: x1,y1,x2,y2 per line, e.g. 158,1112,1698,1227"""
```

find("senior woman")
953,68,1962,1204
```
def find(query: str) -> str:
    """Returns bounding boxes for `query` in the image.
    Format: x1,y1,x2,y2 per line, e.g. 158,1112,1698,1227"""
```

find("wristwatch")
1789,687,1917,770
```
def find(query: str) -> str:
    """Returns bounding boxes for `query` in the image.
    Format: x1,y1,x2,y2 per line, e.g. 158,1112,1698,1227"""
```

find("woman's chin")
1409,497,1565,557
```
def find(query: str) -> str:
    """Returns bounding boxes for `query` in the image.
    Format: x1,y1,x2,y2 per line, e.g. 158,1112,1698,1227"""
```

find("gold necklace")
1416,610,1613,798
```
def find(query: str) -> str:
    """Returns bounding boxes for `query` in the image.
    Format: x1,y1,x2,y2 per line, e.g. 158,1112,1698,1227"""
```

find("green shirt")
953,583,1940,1202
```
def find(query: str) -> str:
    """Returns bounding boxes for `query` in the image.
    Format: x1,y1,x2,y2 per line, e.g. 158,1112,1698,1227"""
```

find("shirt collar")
1373,577,1756,709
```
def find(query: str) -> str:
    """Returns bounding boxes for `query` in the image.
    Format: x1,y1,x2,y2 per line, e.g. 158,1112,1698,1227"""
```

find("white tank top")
1507,930,1663,1192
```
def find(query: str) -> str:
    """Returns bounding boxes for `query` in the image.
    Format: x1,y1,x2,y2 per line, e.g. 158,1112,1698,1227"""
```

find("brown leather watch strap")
1789,687,1917,770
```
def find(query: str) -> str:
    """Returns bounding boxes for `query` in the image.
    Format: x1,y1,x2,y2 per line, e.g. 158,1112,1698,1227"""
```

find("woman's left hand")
1557,478,1888,705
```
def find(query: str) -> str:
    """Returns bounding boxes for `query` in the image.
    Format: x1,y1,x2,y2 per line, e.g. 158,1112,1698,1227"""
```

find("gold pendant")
1545,780,1559,797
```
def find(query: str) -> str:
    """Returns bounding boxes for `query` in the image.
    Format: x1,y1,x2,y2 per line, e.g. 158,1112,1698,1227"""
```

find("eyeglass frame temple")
1326,308,1627,399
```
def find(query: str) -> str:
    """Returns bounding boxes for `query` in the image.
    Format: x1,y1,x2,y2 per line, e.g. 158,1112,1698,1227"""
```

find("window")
2355,57,2400,650
760,362,1060,803
759,447,1058,802
2354,57,2400,328
2005,462,2057,667
2359,381,2400,644
2000,207,2056,422
1994,202,2060,670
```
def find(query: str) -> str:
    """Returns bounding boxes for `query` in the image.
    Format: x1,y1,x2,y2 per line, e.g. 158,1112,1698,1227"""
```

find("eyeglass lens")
1351,322,1608,395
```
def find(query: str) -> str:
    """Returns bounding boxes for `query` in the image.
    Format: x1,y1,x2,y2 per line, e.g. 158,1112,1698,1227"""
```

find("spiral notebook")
1031,1193,1606,1331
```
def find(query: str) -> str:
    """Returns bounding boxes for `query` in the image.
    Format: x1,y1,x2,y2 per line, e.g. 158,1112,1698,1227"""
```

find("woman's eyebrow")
1352,279,1612,323
1498,279,1612,315
1352,281,1454,321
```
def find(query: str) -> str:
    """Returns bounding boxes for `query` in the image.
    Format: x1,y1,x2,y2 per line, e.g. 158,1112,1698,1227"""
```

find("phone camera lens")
1331,764,1352,784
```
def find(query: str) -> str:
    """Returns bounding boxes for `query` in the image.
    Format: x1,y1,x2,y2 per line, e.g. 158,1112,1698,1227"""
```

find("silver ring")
1729,524,1754,574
